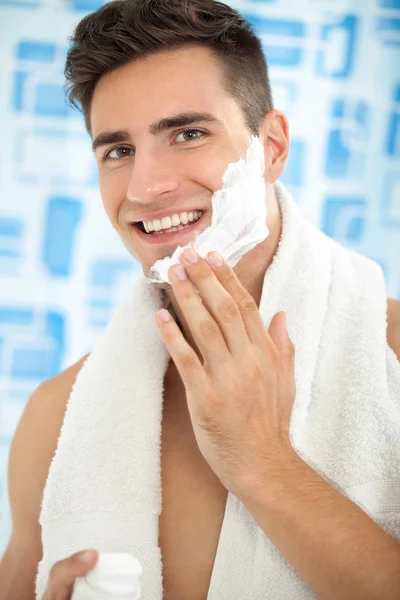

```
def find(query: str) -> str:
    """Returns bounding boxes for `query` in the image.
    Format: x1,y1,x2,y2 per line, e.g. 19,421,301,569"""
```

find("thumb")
268,312,296,441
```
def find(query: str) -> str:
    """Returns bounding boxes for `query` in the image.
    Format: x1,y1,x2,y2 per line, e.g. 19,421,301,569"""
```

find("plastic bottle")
71,552,143,600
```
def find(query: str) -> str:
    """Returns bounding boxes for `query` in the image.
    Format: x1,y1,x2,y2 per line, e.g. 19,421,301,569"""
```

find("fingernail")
206,251,223,267
173,264,187,281
79,550,96,563
181,248,198,264
158,309,171,322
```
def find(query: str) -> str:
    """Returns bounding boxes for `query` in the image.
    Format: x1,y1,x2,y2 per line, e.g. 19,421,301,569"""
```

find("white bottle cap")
85,553,143,596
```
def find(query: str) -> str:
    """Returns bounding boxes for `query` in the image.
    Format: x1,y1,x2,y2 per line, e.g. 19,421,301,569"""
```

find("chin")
151,281,172,291
140,264,172,291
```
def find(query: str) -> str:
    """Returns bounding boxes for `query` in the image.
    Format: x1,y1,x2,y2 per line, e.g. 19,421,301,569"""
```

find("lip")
130,211,207,245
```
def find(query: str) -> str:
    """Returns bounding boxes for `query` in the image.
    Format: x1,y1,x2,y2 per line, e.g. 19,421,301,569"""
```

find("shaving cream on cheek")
146,135,270,284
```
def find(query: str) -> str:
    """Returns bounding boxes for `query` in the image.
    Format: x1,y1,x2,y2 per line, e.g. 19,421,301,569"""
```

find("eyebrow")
91,111,221,154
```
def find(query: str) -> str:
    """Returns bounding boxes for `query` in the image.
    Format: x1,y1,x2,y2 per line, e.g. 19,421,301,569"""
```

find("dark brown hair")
65,0,274,135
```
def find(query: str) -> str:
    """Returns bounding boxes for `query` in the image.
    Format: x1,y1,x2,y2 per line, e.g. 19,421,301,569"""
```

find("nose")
126,147,179,203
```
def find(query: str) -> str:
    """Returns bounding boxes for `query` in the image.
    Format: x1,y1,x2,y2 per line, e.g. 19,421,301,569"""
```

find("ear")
259,110,290,184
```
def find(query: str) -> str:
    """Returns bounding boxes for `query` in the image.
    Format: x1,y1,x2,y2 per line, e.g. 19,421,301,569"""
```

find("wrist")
234,443,306,507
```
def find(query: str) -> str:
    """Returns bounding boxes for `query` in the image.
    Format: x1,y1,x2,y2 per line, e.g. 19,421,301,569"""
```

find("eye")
175,129,205,143
103,146,134,161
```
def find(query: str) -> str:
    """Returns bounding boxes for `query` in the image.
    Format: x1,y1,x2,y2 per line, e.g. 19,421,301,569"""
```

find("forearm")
240,451,400,600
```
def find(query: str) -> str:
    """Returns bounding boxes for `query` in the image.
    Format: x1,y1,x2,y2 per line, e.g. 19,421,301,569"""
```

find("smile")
131,211,207,245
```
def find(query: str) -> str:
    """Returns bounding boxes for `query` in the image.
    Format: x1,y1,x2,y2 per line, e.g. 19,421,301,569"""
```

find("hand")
42,550,98,600
154,249,297,499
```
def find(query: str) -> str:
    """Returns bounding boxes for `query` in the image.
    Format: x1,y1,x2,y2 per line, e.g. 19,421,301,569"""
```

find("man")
1,1,399,599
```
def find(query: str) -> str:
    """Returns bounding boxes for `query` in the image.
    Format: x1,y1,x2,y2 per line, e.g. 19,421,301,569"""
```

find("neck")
165,184,283,354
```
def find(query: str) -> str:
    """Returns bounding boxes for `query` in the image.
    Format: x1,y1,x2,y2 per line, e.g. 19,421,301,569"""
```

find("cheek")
185,150,232,194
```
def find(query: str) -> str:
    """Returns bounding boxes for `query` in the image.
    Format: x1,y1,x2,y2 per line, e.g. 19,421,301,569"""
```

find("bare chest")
159,364,228,600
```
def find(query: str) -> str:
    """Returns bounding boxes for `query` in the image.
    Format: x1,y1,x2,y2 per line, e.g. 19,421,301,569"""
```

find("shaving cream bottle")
71,553,143,600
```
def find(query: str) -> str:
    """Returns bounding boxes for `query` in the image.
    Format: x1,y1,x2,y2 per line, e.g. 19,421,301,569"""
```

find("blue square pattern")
17,41,56,62
41,197,84,277
12,41,74,118
0,308,65,380
87,258,140,329
316,15,359,80
386,83,400,158
242,13,307,68
12,71,73,117
14,128,95,186
321,197,368,243
0,307,33,327
0,217,24,260
375,14,400,47
0,218,24,237
381,174,400,228
65,0,106,10
90,258,138,288
12,71,28,112
325,98,371,179
379,0,400,8
19,314,64,380
0,0,40,6
35,83,71,118
279,139,307,188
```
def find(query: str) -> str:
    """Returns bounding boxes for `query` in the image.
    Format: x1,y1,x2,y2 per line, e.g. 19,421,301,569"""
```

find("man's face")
91,45,255,275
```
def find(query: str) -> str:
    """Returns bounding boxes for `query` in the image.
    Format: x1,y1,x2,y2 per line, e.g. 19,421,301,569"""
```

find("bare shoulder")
387,298,400,361
7,352,90,535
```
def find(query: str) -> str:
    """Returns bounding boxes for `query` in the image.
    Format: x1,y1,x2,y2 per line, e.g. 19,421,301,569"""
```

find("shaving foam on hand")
146,135,270,284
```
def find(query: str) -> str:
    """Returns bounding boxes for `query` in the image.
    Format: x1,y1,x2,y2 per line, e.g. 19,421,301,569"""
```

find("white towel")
35,181,400,600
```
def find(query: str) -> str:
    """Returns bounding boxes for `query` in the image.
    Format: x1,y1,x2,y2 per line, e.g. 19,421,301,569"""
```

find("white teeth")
171,214,180,226
142,210,203,233
161,216,172,229
154,225,180,235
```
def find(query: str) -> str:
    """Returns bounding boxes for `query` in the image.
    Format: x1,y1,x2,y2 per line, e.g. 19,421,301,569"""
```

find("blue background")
0,0,399,556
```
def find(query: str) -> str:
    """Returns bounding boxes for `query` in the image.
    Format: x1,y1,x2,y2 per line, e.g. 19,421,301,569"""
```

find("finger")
155,308,207,387
205,251,272,349
179,249,250,360
168,262,233,369
268,312,296,377
43,550,98,600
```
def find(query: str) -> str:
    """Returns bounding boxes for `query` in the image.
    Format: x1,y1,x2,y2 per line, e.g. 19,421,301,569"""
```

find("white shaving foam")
146,135,269,284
